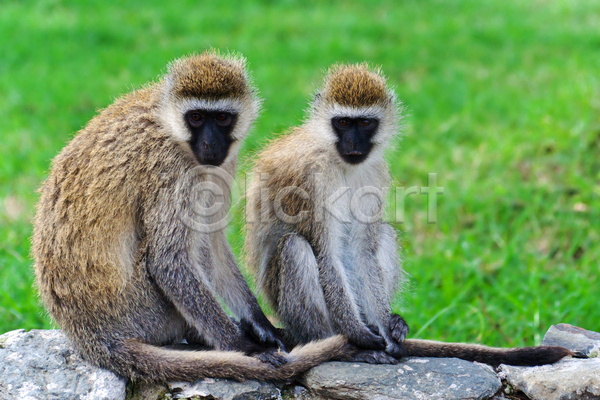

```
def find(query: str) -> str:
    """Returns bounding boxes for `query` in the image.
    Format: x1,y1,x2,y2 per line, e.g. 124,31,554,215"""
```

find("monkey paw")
352,350,399,365
255,350,288,367
349,328,387,351
240,318,287,351
389,313,409,343
385,340,407,359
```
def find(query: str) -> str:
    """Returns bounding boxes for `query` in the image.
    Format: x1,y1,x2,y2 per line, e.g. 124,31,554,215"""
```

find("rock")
0,329,126,400
126,382,170,400
281,385,317,399
168,379,281,399
498,357,600,400
542,323,600,357
303,358,502,400
127,378,282,400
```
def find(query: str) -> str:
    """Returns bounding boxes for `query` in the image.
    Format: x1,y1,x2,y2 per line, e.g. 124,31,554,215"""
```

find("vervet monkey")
245,63,576,366
32,52,349,382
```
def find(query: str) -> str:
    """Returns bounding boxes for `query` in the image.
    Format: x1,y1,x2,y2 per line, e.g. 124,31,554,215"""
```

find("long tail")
403,339,575,366
118,335,350,382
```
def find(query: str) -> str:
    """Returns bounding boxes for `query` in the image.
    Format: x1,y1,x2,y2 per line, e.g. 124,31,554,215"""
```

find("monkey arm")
209,233,285,349
146,242,246,351
352,223,409,358
143,190,261,353
315,250,386,351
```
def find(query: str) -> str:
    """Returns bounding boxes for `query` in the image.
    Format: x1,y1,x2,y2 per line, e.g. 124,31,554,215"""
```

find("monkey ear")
312,92,322,108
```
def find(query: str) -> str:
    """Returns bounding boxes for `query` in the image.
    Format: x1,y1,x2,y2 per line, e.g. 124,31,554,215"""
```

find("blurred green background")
1,0,598,347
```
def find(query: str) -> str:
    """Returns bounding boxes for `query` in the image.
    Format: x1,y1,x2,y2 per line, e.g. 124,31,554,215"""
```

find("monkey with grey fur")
32,52,350,382
245,64,577,366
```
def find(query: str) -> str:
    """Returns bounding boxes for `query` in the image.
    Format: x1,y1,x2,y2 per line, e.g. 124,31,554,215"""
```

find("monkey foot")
255,349,288,367
390,313,409,343
352,350,399,365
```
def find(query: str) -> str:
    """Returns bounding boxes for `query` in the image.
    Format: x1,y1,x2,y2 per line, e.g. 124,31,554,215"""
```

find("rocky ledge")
1,324,598,400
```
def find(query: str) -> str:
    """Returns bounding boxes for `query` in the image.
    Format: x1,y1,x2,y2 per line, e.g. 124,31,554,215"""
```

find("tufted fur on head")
158,51,261,148
321,63,389,108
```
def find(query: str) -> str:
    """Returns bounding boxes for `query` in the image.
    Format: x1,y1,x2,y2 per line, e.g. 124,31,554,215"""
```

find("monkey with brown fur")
32,52,350,382
245,63,577,366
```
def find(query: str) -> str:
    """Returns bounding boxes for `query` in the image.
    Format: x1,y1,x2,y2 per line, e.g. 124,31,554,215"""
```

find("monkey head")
309,64,401,165
158,51,261,166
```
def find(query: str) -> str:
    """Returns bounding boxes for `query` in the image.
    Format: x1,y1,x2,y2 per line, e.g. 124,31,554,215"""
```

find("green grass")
1,0,598,347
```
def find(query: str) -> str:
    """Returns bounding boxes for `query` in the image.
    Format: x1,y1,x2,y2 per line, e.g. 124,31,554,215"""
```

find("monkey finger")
242,318,288,351
255,350,289,367
352,350,399,365
271,337,288,352
240,318,264,342
366,324,381,335
350,330,387,351
386,341,407,359
390,313,410,343
258,331,287,351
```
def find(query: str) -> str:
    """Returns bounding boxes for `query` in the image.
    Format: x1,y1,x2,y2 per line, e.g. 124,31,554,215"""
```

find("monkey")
31,52,351,383
244,63,577,366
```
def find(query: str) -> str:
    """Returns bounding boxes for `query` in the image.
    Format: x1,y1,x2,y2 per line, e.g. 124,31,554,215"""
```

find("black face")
185,110,237,166
331,117,379,165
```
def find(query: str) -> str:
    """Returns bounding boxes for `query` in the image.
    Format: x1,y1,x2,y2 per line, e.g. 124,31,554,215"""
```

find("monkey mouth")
197,153,226,166
340,151,369,165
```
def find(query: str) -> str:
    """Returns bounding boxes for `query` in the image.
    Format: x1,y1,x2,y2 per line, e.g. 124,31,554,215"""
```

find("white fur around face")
157,92,260,144
306,100,401,168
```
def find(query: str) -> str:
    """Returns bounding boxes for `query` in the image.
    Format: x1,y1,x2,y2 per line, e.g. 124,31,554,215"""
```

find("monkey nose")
346,151,363,156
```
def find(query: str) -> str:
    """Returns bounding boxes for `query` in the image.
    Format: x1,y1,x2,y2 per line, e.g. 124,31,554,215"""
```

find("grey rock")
167,378,281,399
127,378,284,400
542,323,600,357
499,357,600,400
303,358,502,400
281,385,325,400
126,381,170,400
0,329,126,400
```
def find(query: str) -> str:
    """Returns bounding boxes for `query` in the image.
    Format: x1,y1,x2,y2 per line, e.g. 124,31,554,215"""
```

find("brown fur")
321,64,389,107
169,51,250,100
404,339,574,367
32,52,348,382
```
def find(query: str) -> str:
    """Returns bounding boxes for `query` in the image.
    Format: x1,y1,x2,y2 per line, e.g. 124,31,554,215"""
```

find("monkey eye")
187,111,204,127
359,118,373,127
334,118,353,129
215,112,233,126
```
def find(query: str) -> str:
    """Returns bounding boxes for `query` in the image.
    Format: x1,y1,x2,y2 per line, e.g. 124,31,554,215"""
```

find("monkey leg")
274,233,335,345
376,224,410,346
350,223,408,358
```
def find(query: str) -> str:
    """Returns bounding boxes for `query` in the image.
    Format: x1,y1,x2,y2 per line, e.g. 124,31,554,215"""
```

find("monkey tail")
117,334,350,382
403,339,575,366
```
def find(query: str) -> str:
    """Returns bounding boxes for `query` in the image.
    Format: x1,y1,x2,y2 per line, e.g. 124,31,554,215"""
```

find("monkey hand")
254,349,288,367
347,326,387,351
384,338,407,359
389,313,409,343
240,316,287,351
366,320,408,359
352,350,399,365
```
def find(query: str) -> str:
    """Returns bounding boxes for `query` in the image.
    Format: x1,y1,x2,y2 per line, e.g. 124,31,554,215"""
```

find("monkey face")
185,110,238,166
331,116,379,164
